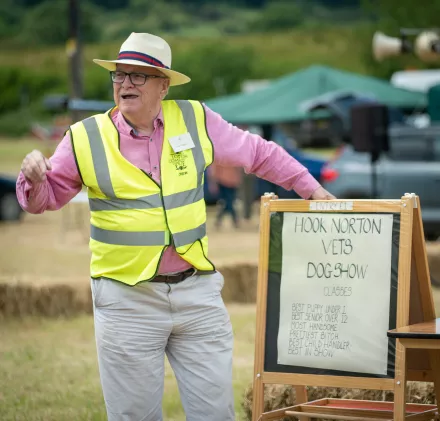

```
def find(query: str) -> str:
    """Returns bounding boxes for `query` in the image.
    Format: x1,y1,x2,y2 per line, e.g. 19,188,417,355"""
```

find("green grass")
0,304,256,421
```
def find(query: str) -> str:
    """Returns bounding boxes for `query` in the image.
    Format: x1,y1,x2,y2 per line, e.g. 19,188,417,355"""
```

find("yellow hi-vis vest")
70,100,215,285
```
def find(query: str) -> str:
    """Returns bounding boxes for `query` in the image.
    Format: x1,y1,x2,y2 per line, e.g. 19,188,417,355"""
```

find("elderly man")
17,32,335,421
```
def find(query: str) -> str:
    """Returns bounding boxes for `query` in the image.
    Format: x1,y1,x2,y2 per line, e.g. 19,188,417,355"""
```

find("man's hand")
21,150,52,184
310,186,336,200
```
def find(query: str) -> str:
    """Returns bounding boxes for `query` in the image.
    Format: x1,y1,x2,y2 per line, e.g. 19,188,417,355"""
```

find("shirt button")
153,166,158,170
149,138,153,142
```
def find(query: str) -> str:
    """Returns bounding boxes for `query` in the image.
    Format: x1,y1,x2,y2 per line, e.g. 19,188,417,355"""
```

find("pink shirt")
16,104,320,274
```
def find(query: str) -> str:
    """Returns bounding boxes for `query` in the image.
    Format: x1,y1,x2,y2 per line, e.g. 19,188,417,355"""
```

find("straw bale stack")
0,280,92,319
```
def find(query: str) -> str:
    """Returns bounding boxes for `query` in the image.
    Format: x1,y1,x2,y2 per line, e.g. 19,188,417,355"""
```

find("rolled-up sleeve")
203,104,321,199
16,133,83,214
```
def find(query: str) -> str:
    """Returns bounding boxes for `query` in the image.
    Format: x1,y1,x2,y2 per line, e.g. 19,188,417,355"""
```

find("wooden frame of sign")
251,193,440,421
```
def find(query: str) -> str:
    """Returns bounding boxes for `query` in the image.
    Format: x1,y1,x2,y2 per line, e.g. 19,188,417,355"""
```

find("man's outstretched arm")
16,134,83,214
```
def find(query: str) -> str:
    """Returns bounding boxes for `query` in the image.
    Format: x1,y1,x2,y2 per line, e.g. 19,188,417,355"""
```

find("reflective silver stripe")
89,194,162,211
83,117,115,198
163,185,204,210
91,225,168,246
173,223,206,248
175,100,205,186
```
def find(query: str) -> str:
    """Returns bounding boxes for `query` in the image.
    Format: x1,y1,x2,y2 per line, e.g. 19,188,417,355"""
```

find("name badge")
169,132,195,153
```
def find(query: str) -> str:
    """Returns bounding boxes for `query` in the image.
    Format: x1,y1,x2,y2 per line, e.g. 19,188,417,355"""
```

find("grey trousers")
91,271,235,421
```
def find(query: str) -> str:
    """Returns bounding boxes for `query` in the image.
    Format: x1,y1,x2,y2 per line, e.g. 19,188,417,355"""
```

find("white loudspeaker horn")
372,31,403,61
414,31,440,62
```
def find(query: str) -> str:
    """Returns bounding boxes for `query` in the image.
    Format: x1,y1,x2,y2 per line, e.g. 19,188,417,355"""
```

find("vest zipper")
139,169,172,281
140,169,173,247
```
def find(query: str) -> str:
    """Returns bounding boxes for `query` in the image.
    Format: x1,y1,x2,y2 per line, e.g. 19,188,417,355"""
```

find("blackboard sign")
265,211,400,378
251,195,436,421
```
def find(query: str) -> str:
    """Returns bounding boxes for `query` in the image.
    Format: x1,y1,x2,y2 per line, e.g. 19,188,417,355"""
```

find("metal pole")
67,0,83,123
370,152,379,199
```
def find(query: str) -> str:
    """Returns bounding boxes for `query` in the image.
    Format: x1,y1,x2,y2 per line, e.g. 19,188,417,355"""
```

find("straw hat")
93,32,190,86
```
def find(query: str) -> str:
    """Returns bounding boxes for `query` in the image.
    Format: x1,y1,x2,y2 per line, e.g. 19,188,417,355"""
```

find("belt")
150,268,197,284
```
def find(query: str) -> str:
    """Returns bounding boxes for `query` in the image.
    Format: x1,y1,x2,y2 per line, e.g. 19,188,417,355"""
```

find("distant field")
0,25,372,78
0,138,55,176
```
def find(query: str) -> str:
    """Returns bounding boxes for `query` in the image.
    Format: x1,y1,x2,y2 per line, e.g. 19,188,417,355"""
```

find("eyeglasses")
110,71,168,86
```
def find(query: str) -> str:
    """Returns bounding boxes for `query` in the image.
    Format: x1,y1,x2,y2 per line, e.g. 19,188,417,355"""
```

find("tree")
256,1,304,32
0,0,23,38
167,43,256,100
364,0,440,30
19,0,101,46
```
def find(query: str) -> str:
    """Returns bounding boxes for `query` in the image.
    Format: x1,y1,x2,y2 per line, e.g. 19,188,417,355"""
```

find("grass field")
0,304,256,421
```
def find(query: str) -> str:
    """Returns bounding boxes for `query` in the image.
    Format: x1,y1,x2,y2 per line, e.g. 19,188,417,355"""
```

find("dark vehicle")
321,125,440,240
0,175,23,221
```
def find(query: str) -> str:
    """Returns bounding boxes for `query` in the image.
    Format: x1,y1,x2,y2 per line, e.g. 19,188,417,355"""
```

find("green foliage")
100,1,257,41
100,0,195,41
0,0,23,38
363,0,440,31
256,1,304,32
18,0,101,46
0,67,65,114
0,104,50,137
360,0,440,79
1,0,439,138
83,65,113,100
167,43,256,100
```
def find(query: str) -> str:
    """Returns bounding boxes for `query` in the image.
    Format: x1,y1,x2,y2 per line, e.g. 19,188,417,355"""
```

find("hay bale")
0,261,259,319
242,382,436,421
220,263,258,303
0,281,92,319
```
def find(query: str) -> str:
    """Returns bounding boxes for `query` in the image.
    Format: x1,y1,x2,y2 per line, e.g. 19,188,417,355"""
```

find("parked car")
321,124,440,240
0,174,23,222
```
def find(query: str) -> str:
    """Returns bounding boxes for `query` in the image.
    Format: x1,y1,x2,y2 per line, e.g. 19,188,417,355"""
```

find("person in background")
208,162,242,228
17,32,335,421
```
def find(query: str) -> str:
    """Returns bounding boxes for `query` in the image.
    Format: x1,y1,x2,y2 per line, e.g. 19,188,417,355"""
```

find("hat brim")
93,58,191,86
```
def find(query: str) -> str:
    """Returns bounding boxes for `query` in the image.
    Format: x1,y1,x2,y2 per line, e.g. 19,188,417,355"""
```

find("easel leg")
294,386,310,421
428,350,440,415
394,340,407,421
252,378,264,421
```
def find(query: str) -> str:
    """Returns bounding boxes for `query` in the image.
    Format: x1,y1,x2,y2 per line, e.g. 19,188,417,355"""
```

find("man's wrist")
24,178,44,201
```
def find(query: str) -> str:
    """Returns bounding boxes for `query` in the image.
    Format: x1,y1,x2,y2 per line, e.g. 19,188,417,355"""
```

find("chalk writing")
278,212,393,375
287,303,350,358
293,216,382,235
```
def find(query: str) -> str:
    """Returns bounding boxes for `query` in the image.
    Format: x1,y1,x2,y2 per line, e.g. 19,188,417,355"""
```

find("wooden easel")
252,193,440,421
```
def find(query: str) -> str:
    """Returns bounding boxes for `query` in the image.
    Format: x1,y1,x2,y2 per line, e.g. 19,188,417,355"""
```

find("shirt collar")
113,107,164,137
